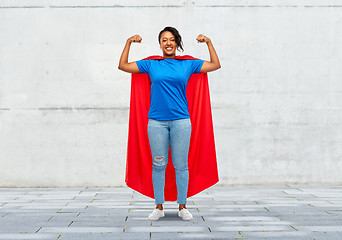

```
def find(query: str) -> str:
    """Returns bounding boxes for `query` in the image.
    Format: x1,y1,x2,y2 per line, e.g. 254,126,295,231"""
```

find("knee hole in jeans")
153,156,166,167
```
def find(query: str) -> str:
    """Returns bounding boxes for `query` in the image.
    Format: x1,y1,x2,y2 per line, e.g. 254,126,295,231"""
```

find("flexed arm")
118,35,142,73
196,34,221,73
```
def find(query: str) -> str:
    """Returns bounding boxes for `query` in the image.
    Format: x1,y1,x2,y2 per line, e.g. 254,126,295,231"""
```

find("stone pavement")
0,185,342,240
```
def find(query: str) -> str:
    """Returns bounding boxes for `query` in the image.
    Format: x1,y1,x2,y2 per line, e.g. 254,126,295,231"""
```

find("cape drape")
125,55,219,201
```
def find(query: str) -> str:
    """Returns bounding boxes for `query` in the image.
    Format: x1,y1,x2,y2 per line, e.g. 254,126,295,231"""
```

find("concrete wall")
1,0,342,187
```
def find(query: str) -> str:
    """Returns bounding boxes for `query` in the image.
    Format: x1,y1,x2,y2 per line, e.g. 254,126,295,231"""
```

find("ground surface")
0,185,342,239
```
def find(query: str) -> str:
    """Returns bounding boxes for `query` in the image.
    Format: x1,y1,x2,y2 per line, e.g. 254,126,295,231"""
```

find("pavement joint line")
282,190,289,195
123,226,126,232
65,202,69,206
76,212,81,217
35,227,42,233
1,202,8,206
264,207,270,211
201,216,205,221
288,196,300,201
208,226,212,232
238,231,245,238
196,207,200,212
289,225,299,231
125,216,128,221
68,220,74,227
84,205,88,209
48,216,54,221
56,233,62,239
324,210,332,215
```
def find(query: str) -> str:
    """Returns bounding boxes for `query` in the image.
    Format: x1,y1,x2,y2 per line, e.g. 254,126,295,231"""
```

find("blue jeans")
147,118,191,205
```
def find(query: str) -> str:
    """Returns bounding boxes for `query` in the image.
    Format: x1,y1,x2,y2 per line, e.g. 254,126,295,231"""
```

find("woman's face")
160,31,177,58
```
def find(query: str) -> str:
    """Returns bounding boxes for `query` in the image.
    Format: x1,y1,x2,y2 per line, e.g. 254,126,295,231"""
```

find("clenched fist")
127,35,142,43
196,34,211,43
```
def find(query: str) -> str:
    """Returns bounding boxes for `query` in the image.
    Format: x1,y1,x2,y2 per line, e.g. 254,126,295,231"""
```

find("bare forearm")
118,40,131,69
206,40,221,68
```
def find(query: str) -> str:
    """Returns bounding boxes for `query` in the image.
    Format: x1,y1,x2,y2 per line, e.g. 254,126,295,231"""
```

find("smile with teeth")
166,47,173,51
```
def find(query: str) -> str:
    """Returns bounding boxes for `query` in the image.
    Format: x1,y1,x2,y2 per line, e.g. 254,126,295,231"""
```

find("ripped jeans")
147,118,191,205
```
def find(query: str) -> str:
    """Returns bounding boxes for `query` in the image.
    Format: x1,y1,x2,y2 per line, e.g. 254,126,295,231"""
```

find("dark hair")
158,26,184,52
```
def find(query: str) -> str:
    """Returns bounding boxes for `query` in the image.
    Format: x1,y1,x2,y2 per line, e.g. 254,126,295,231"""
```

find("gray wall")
1,0,342,187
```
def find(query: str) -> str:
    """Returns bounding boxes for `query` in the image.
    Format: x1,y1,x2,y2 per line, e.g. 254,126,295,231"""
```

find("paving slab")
241,230,342,240
59,232,151,240
151,232,243,239
0,233,59,240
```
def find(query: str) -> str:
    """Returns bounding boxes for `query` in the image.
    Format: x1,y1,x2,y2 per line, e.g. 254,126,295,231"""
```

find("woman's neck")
163,55,176,59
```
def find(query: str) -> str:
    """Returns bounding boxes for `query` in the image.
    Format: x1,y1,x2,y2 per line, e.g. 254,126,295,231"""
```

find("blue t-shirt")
136,58,204,120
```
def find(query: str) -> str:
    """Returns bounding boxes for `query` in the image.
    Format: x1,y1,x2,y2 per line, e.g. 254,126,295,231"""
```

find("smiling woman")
158,26,184,57
118,26,220,221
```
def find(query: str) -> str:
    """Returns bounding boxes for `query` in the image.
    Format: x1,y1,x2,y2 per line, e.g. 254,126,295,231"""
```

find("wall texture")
1,0,342,187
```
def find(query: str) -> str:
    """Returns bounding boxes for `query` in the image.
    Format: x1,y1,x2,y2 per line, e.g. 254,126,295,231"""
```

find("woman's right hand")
127,35,142,43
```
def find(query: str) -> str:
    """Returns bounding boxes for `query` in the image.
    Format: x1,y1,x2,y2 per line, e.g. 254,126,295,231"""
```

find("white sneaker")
148,209,165,220
178,208,193,220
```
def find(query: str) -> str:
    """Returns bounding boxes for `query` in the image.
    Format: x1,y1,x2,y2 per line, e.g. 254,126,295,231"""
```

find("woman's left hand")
196,34,221,73
196,34,211,43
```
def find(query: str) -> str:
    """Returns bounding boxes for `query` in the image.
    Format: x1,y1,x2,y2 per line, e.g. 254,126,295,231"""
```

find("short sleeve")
136,60,152,74
191,60,205,74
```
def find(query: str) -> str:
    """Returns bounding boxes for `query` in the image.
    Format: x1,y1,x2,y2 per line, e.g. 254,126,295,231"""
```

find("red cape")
125,55,219,201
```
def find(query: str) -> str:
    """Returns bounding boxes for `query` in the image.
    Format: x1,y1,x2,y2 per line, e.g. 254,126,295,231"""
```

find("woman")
118,26,220,221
